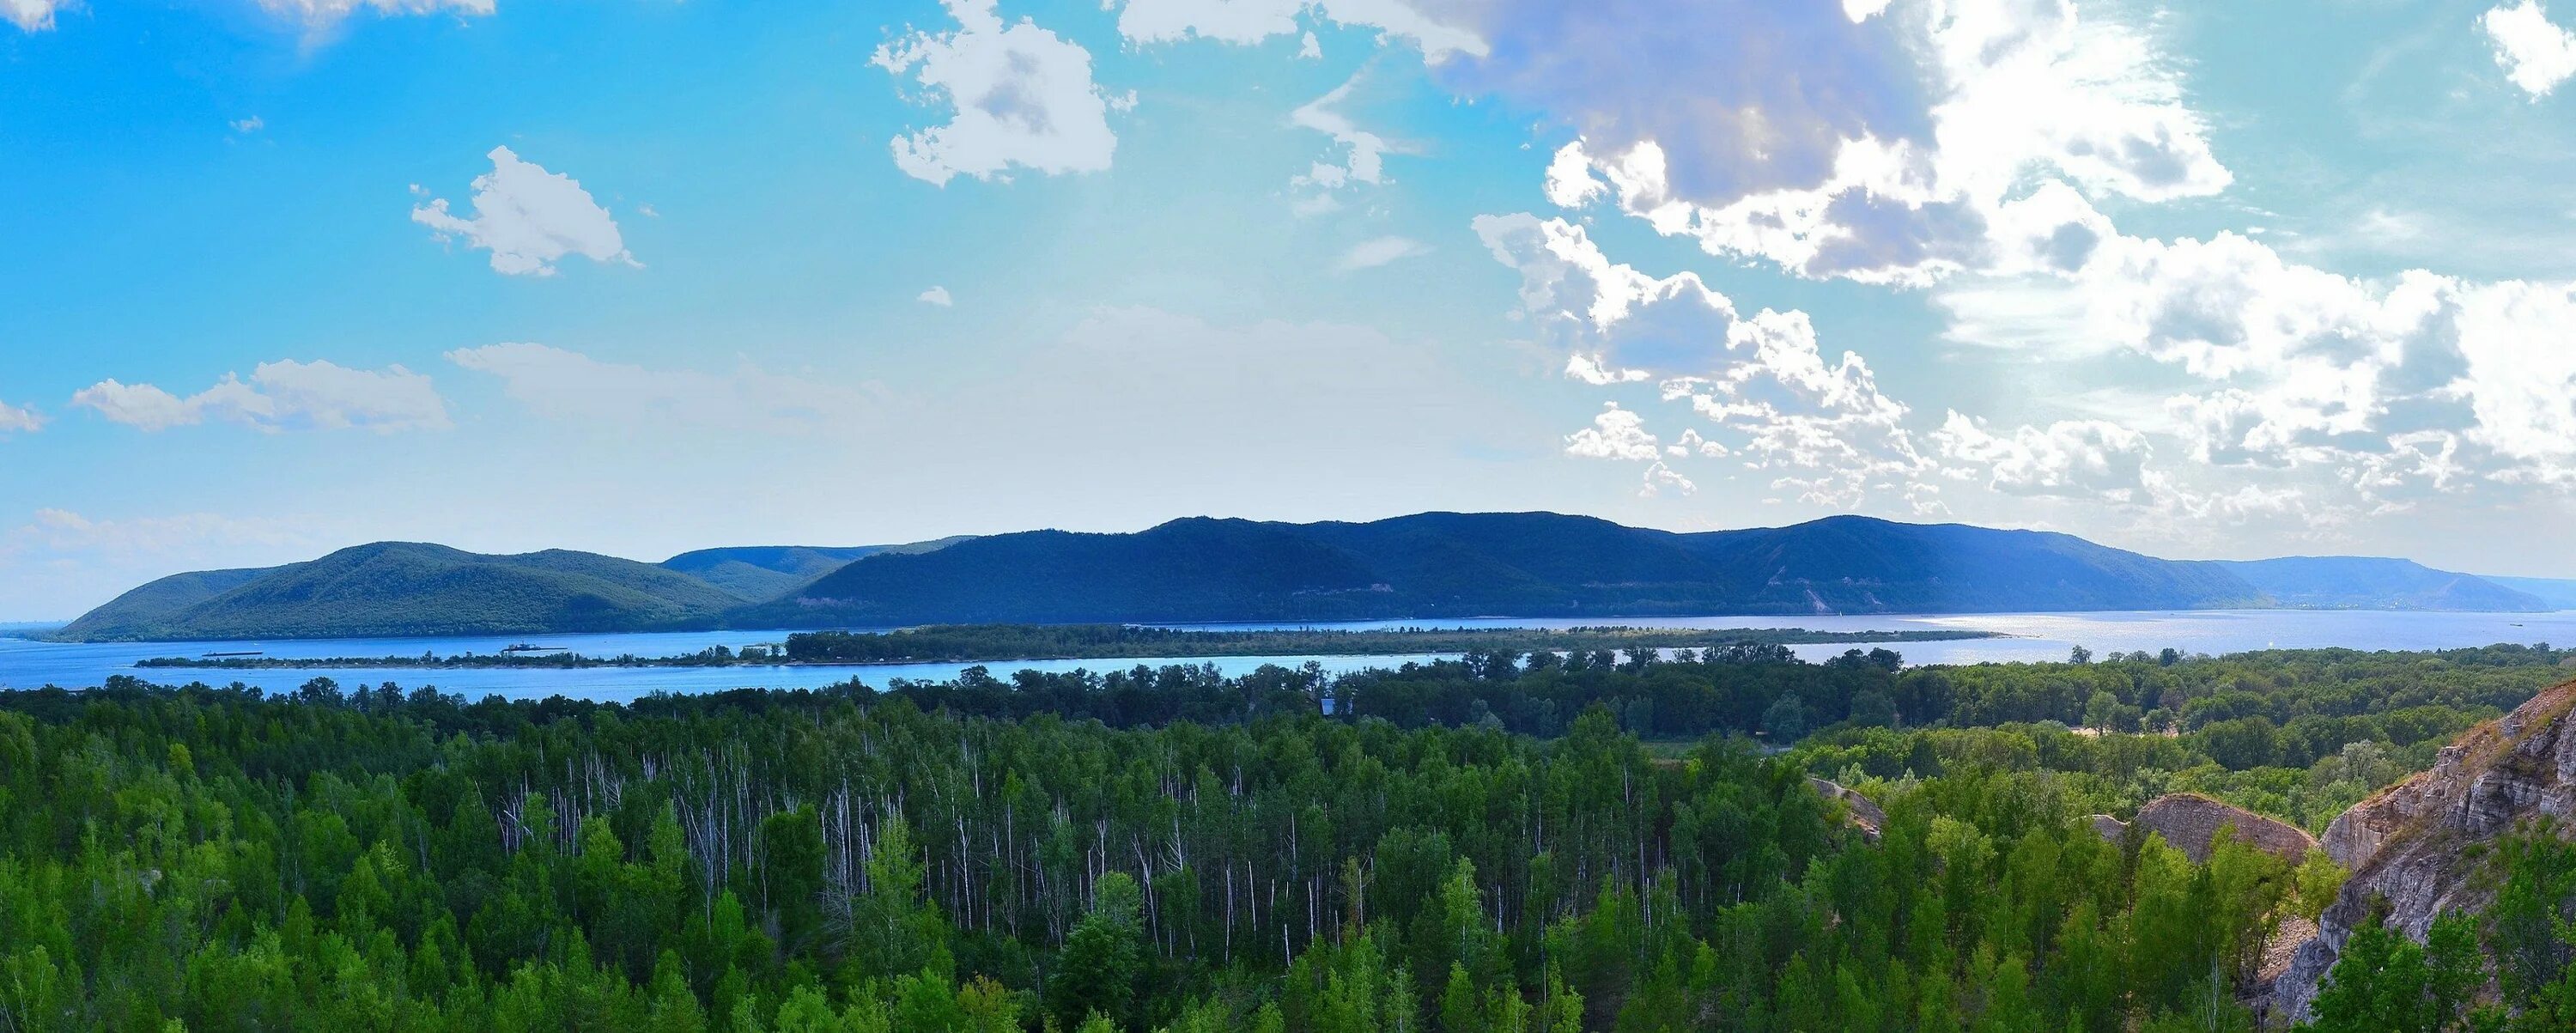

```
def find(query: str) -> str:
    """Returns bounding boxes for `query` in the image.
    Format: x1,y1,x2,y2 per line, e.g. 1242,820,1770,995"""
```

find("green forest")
6,643,2576,1030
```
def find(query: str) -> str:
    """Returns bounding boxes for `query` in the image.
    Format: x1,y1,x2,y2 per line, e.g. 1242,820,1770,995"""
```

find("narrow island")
131,622,2002,670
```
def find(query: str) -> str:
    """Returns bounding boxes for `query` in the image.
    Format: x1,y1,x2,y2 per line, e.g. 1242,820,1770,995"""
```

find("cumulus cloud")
412,147,636,276
1564,403,1659,461
1953,214,2576,497
70,360,451,434
919,285,955,307
876,0,1119,186
1416,0,2576,530
1477,210,1931,506
1941,183,2576,493
1111,0,1484,58
3,0,64,32
2484,1,2576,97
447,343,875,434
1640,462,1696,496
1338,235,1429,270
1932,411,2159,503
1455,0,2576,505
1435,0,1927,211
1513,0,2226,286
0,400,41,433
2444,280,2576,465
1563,404,1704,496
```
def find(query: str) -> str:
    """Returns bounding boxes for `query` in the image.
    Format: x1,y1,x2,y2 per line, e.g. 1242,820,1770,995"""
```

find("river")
3,608,2571,702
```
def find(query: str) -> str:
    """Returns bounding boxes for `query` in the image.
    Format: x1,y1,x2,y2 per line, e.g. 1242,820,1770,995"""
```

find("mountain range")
52,512,2561,641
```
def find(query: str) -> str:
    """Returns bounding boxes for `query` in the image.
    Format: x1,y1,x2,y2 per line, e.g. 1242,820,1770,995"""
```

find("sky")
4,0,2576,619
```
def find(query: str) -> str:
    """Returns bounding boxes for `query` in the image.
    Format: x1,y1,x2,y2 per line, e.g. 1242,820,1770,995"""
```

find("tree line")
3,641,2573,1030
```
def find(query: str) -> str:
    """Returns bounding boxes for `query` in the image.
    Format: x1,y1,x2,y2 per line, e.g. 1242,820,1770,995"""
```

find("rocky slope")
2271,679,2576,1023
2089,793,2318,863
1809,777,1886,842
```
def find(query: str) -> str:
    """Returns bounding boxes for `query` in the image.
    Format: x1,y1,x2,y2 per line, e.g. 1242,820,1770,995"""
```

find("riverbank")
133,623,2000,671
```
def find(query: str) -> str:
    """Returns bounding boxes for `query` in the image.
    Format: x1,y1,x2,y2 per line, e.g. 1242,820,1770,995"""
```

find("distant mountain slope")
1675,516,2265,614
64,513,2564,642
661,538,970,601
62,543,743,641
2217,556,2548,611
59,567,276,638
741,512,2269,627
738,519,1394,627
2483,575,2576,610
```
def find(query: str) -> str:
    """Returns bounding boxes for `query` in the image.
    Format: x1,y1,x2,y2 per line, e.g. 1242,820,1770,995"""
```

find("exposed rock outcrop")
2271,680,2576,1024
2087,793,2318,864
1808,777,1886,842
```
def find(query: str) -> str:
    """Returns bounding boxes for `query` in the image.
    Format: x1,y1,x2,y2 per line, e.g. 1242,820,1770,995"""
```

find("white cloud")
1290,74,1397,210
0,400,41,433
1338,235,1429,270
1641,461,1697,496
1299,31,1321,58
1542,143,1607,209
254,0,493,27
1111,0,1485,59
919,285,955,307
1932,411,2159,503
1564,403,1659,461
1476,210,1930,505
3,0,63,32
1434,0,1924,211
1949,209,2576,493
1421,0,2576,531
876,0,1119,186
1668,428,1728,458
446,343,876,434
230,116,264,134
70,360,451,434
1516,0,2226,287
2445,279,2576,465
2058,230,2439,381
2484,1,2576,97
413,147,635,276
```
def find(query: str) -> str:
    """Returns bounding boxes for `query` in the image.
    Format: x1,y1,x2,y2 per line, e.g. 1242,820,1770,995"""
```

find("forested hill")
658,546,898,602
739,512,2273,626
59,542,744,641
57,513,2552,641
2216,556,2548,611
659,538,971,602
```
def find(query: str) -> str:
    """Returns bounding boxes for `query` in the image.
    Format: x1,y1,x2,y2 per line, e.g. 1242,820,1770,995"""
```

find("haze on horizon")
7,0,2576,621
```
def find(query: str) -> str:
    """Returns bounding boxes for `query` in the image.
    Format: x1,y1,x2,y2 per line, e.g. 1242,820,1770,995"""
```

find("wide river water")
5,609,2574,702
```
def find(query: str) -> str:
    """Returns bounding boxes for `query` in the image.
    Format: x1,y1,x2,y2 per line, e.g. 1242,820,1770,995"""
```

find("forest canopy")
3,641,2573,1030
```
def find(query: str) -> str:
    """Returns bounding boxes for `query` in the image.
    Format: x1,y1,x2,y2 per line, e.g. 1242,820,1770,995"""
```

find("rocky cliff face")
2271,680,2576,1023
2089,793,2318,864
1808,777,1886,842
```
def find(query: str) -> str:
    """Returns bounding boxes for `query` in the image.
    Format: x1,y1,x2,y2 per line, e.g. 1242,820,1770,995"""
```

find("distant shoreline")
131,624,2002,671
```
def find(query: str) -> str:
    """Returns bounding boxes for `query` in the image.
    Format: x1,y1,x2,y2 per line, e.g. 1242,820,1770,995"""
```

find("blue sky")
4,0,2576,619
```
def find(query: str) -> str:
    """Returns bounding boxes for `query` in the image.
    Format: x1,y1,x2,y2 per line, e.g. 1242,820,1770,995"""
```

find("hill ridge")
57,513,2552,641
